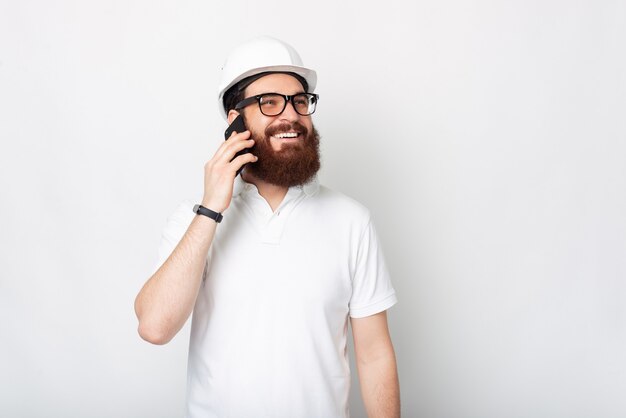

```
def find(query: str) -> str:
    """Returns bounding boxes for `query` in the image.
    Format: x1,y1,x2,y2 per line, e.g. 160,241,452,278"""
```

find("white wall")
1,1,625,417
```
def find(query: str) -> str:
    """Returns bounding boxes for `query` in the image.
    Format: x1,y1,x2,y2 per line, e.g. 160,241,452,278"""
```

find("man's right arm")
134,128,256,345
134,214,218,345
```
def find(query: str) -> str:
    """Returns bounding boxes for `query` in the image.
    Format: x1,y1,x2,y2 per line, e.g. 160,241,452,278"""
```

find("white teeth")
274,132,299,139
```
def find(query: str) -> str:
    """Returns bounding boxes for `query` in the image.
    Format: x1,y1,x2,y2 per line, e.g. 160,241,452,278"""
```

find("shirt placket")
255,188,302,245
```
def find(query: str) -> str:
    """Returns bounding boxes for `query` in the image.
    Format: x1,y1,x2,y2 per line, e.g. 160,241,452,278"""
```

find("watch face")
193,204,200,213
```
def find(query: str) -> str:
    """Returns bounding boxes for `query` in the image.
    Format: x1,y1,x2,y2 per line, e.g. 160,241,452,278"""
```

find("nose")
278,98,300,122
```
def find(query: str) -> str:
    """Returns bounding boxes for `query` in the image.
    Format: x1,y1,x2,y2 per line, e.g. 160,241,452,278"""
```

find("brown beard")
243,119,321,188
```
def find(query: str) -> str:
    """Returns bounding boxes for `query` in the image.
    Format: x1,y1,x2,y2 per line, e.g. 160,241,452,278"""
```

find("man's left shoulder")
310,184,372,223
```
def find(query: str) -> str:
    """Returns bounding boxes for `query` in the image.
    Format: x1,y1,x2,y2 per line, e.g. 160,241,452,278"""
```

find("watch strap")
193,204,223,223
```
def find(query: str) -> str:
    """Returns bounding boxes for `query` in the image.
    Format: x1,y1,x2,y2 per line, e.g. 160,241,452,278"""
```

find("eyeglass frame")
234,92,320,116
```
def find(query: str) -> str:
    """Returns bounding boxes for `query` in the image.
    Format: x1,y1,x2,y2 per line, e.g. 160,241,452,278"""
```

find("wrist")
201,197,226,214
193,204,223,223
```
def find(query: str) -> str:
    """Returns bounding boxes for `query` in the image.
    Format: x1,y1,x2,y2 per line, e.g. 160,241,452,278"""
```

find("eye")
260,94,283,107
293,95,310,106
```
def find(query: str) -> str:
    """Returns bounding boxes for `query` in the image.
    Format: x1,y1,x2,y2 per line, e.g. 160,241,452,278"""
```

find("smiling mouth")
272,132,300,139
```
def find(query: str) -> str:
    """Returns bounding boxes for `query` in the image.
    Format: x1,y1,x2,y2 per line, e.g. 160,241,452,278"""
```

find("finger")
218,138,255,164
229,152,258,172
228,129,249,140
214,131,250,158
215,130,251,160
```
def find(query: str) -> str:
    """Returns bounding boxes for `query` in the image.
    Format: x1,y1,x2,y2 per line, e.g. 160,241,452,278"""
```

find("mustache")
265,121,309,138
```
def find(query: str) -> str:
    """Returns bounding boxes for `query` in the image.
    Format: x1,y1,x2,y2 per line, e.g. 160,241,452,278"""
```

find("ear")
227,110,241,125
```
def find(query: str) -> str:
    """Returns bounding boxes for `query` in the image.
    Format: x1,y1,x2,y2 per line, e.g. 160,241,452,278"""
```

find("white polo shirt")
156,177,397,418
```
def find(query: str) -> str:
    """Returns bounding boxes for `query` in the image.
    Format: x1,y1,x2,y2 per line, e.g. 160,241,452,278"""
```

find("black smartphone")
224,114,251,175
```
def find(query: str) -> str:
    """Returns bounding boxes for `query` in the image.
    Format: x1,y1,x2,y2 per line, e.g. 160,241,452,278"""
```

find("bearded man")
134,37,400,418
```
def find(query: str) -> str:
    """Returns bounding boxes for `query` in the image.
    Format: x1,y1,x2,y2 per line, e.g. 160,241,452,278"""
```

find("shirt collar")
233,175,319,197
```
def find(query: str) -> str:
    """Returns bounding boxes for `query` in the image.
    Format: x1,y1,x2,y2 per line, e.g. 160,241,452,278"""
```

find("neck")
241,171,288,212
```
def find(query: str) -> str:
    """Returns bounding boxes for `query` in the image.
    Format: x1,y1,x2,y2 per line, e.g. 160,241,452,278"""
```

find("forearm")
134,214,217,344
357,350,401,418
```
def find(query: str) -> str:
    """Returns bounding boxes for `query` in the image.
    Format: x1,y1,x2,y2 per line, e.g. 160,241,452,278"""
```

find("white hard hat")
217,36,317,119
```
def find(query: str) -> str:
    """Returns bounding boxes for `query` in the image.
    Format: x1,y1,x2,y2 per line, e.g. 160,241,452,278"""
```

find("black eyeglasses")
234,93,319,116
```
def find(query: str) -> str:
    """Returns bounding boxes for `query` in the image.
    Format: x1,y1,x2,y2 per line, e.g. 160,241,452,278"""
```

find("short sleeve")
152,200,197,274
349,218,397,318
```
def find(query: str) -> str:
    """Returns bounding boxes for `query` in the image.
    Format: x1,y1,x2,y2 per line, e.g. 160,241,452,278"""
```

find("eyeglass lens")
259,93,317,116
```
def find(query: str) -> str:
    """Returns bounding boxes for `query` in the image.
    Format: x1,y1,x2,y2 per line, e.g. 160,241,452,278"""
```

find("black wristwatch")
193,204,223,223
